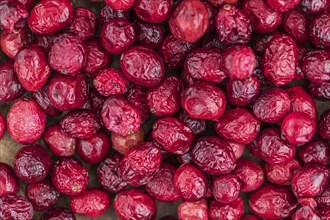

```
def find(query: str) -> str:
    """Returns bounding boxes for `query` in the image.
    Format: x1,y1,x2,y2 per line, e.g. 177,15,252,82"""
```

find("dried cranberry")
310,12,330,50
0,0,28,32
184,47,226,83
319,110,330,140
293,206,322,220
34,34,58,52
228,141,245,160
317,208,330,219
40,208,76,220
282,9,309,44
0,194,33,220
215,4,252,45
209,197,244,220
301,50,330,83
317,185,330,207
126,84,149,121
266,0,301,12
14,145,51,183
25,181,59,211
133,21,165,49
105,0,135,11
32,88,61,117
65,7,97,42
0,163,19,196
28,0,73,34
181,70,196,87
51,157,88,196
114,189,156,220
111,128,144,155
292,164,329,198
299,0,330,15
192,136,236,175
121,46,165,87
207,0,238,7
99,5,131,24
232,158,264,192
299,140,330,165
212,174,240,203
119,142,161,186
174,164,207,201
308,81,330,100
264,159,301,185
178,199,208,220
179,110,206,135
44,125,76,156
147,76,183,117
70,188,110,217
134,0,172,23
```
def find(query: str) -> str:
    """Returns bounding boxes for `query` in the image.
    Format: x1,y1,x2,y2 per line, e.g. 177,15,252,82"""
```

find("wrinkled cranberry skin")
146,163,181,202
266,0,301,12
192,136,236,175
282,9,309,44
308,82,330,100
242,0,282,33
70,188,110,218
169,0,209,43
293,206,321,220
60,109,100,139
7,98,46,144
35,34,57,52
0,195,33,220
319,110,330,140
28,0,73,34
252,88,291,123
318,208,330,219
181,81,227,120
228,141,245,160
14,45,51,92
121,46,165,87
114,189,157,220
310,13,330,50
216,5,252,45
101,18,136,55
299,0,330,15
111,128,144,155
49,33,87,76
152,117,194,155
99,5,131,24
40,208,76,220
184,47,226,83
209,198,244,220
263,34,297,86
126,84,149,121
0,163,19,196
317,185,330,207
232,159,264,192
299,140,330,165
212,174,240,203
119,142,161,186
133,21,165,49
179,111,206,135
249,184,297,219
101,96,141,136
265,159,301,185
51,157,88,196
25,181,59,211
292,164,330,198
14,145,51,183
174,164,207,201
0,113,5,140
105,0,135,11
178,199,208,220
215,108,260,145
134,0,172,23
301,50,330,83
33,88,61,117
97,154,127,193
0,0,28,32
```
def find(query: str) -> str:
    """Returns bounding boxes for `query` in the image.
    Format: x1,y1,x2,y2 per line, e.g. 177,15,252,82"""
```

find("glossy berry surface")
319,109,330,140
0,0,28,32
265,159,301,185
32,88,61,117
282,9,309,44
0,163,19,196
134,0,172,23
301,50,330,83
105,0,135,11
178,199,208,220
298,0,330,15
44,125,76,156
212,174,240,203
0,195,33,220
179,110,206,135
40,208,76,220
309,12,330,50
111,128,144,155
133,21,165,49
209,197,244,220
266,0,301,12
298,140,330,165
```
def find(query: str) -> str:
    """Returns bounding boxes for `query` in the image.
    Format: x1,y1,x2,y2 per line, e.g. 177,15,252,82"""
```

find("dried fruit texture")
111,128,144,155
310,12,330,50
65,7,96,42
119,142,161,186
169,0,209,43
121,46,165,87
174,164,208,201
0,163,19,196
126,84,149,121
145,163,181,202
0,195,33,220
99,5,131,24
292,164,330,198
212,174,240,203
317,185,330,207
101,96,142,136
250,185,297,219
209,198,244,220
49,33,86,76
7,98,46,144
215,4,252,45
25,181,59,211
298,0,330,15
178,199,208,220
266,0,301,12
40,208,76,220
28,0,73,34
228,141,245,160
318,208,330,219
299,140,330,166
152,117,194,155
134,0,172,23
301,50,330,83
293,206,321,220
0,0,28,32
265,159,301,185
252,88,291,123
184,48,226,83
97,154,127,193
177,152,192,165
282,9,309,44
51,157,88,196
14,145,51,183
70,188,111,217
263,34,298,86
242,0,282,33
44,125,76,156
181,81,227,120
215,108,260,145
0,61,25,102
147,76,183,117
232,159,264,192
133,21,165,49
192,136,236,175
33,88,61,117
114,189,157,220
308,82,330,100
179,110,206,135
14,45,50,92
319,110,330,140
105,0,135,11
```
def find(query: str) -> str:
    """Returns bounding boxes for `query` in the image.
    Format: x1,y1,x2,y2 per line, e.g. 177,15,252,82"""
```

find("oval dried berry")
44,125,76,156
301,50,330,83
0,194,33,220
40,208,76,220
134,0,172,23
178,199,208,220
298,140,330,165
0,163,19,196
209,198,244,220
264,159,301,185
212,174,240,203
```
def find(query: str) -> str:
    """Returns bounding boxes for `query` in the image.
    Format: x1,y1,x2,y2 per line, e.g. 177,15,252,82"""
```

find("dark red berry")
0,163,19,196
264,159,301,185
282,9,309,44
207,0,238,7
126,84,149,121
228,141,245,160
293,206,322,220
44,125,76,156
308,81,330,100
301,50,330,83
266,0,301,12
33,88,61,117
111,128,144,155
134,0,172,23
212,174,240,203
298,140,330,165
105,0,135,11
0,0,28,32
179,110,206,135
177,152,192,165
133,21,165,49
316,185,330,208
178,199,208,220
298,0,330,15
40,208,76,220
99,5,131,24
209,197,244,220
310,12,330,50
319,110,330,140
0,194,33,220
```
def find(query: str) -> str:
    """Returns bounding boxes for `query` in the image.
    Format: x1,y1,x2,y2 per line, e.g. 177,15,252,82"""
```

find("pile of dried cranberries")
0,0,329,219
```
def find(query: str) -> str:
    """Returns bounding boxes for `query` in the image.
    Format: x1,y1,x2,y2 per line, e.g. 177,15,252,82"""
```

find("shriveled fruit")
0,194,33,220
266,0,301,12
134,0,172,23
298,140,330,165
309,12,330,50
0,163,19,196
0,0,28,32
44,125,76,156
40,208,76,220
111,128,144,155
319,109,330,140
178,199,208,220
32,88,61,117
301,50,330,83
209,198,244,220
212,174,240,203
264,159,301,185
